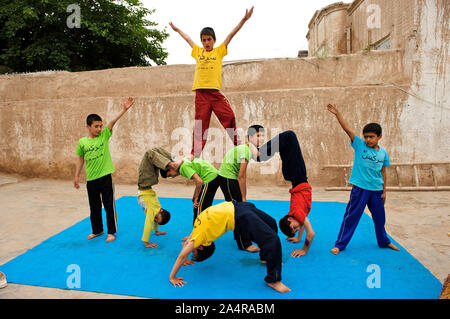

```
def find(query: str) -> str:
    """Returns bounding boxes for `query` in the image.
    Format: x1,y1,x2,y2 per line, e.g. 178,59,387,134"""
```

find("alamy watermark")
66,4,81,29
366,4,381,29
366,264,381,289
66,264,81,289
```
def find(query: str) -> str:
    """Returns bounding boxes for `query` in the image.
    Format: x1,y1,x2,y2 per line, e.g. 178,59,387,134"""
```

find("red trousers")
191,89,241,157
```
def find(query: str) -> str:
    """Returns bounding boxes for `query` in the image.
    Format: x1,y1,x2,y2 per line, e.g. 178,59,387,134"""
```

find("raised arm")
169,22,195,48
107,97,134,131
326,104,355,141
223,6,254,48
169,240,195,287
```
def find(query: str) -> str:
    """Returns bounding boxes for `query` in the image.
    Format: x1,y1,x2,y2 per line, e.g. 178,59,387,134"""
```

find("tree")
0,0,169,73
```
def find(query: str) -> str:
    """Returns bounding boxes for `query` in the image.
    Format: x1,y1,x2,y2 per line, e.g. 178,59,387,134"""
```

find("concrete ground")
0,173,448,299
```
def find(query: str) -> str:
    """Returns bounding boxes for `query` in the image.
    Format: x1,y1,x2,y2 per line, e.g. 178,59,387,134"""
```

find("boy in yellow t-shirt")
169,7,254,157
168,201,291,293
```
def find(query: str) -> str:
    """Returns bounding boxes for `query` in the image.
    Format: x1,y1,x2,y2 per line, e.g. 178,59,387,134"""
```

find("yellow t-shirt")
191,42,228,91
190,201,235,248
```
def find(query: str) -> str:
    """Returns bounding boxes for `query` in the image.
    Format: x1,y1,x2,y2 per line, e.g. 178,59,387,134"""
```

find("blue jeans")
335,186,391,250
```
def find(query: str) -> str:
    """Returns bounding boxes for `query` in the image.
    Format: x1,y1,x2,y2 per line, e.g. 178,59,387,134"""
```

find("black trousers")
258,130,308,186
86,174,118,235
193,176,221,224
233,201,282,283
216,175,256,250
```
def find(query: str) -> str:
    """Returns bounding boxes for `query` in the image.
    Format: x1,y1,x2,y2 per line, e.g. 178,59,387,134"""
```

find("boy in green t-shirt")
216,124,265,252
161,157,221,224
74,97,134,243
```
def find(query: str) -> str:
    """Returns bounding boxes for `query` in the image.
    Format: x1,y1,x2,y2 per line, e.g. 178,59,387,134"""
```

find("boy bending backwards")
326,104,399,254
74,97,134,243
250,129,315,258
169,7,254,157
169,201,291,293
137,147,173,248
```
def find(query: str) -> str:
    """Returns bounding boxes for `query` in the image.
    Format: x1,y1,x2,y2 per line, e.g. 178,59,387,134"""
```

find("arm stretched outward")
223,6,254,48
326,104,355,142
290,217,315,258
238,159,248,202
169,22,195,48
169,240,195,287
107,96,134,131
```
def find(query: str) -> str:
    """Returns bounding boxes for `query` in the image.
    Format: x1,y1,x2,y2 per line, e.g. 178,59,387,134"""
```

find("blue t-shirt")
348,136,390,191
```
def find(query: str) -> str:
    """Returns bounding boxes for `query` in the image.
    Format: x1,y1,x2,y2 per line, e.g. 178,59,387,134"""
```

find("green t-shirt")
218,144,252,179
179,158,218,184
75,127,115,181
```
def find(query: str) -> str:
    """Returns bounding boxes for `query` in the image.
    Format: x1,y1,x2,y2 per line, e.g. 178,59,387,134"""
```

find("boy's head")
160,162,180,178
192,242,215,262
86,114,103,137
279,215,301,238
154,208,171,225
247,125,265,147
362,123,382,148
200,27,216,51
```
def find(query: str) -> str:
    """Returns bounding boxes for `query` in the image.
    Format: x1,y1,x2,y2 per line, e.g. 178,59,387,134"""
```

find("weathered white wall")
0,0,448,187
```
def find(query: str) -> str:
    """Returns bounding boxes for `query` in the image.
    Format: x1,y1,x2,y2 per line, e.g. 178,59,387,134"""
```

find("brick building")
306,0,416,56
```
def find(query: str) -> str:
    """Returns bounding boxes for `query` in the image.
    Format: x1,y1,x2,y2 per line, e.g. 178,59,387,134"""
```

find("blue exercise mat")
0,196,442,299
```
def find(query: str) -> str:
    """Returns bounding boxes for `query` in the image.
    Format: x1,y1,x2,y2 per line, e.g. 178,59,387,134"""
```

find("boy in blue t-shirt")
326,104,400,255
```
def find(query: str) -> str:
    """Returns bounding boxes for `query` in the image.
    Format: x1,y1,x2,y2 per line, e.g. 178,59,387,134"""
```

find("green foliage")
0,0,169,72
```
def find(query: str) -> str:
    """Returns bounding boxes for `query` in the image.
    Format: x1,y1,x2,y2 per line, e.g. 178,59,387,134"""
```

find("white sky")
141,0,343,65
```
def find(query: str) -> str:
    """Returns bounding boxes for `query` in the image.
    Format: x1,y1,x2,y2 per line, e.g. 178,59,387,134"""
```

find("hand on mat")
170,277,186,287
183,259,194,266
155,231,167,236
291,249,307,258
286,237,300,244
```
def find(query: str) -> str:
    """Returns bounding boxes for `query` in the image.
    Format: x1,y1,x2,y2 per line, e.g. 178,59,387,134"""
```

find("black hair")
247,124,265,137
363,123,382,136
160,168,168,179
86,114,102,126
200,27,216,40
279,215,295,238
193,242,215,262
159,208,171,225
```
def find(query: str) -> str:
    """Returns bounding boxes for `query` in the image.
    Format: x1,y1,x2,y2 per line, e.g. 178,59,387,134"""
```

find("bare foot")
144,242,158,248
106,234,115,243
384,243,400,251
267,281,291,293
245,244,260,253
330,247,340,255
87,232,103,239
